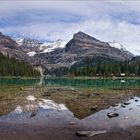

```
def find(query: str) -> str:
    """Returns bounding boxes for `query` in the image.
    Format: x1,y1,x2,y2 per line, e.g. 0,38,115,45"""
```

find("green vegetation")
69,57,140,77
0,53,40,77
44,56,140,77
44,67,69,77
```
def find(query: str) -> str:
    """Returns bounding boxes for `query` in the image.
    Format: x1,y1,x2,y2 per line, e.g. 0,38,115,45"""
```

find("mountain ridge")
0,31,135,76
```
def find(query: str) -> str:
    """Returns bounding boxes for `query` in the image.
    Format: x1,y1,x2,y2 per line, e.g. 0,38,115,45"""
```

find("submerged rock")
135,99,138,102
89,93,100,97
121,104,126,108
107,112,119,118
43,91,51,96
30,109,38,118
111,104,118,107
90,105,98,111
76,130,107,137
124,102,130,105
69,122,78,125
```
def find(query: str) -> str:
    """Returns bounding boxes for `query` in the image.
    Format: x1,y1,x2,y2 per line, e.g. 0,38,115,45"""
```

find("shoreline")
0,76,140,80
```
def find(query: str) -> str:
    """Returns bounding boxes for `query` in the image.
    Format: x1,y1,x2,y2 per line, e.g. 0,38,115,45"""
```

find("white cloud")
0,1,140,55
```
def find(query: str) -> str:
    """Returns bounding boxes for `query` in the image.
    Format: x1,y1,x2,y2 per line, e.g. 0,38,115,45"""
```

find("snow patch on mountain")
16,37,42,48
16,38,24,46
26,39,67,56
39,39,67,53
109,41,126,51
27,51,36,57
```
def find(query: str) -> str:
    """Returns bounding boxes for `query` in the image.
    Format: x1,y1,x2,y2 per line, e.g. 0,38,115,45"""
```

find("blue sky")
0,1,140,55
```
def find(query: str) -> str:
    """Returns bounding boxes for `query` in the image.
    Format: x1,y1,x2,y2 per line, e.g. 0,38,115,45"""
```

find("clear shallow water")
0,78,140,89
1,95,140,132
79,96,140,130
0,96,76,125
0,94,140,140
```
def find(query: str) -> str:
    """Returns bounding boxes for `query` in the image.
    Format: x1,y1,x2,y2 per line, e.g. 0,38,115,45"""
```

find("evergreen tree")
0,53,40,77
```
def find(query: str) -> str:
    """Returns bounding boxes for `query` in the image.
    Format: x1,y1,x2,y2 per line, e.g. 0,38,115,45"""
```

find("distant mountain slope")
0,32,37,65
65,32,133,61
0,32,136,76
0,32,19,50
35,31,134,70
16,32,134,62
108,41,126,51
16,37,42,48
16,37,67,57
39,39,67,53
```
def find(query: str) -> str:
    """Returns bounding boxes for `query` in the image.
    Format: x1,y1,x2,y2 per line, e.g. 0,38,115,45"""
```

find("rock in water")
124,102,130,105
107,112,119,118
90,105,98,111
30,110,38,118
69,122,78,125
121,104,126,108
76,130,107,137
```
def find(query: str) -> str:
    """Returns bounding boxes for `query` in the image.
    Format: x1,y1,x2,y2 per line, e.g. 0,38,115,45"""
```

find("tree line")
0,53,40,77
69,57,140,77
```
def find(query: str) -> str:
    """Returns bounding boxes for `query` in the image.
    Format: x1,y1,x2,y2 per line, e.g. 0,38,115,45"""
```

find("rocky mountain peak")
65,31,110,53
0,32,8,39
16,37,43,48
73,31,101,43
108,41,126,51
0,32,19,50
56,39,63,42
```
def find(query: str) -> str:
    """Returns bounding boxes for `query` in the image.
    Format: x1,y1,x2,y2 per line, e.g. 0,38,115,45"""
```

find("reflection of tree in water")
37,76,45,87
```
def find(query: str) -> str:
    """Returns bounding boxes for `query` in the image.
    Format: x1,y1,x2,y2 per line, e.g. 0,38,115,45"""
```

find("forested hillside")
44,56,140,77
69,56,140,77
0,53,39,76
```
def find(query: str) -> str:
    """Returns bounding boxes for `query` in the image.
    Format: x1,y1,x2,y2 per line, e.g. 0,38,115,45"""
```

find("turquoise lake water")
0,78,140,89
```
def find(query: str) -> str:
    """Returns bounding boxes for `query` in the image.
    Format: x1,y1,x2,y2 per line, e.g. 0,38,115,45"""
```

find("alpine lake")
1,77,140,140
